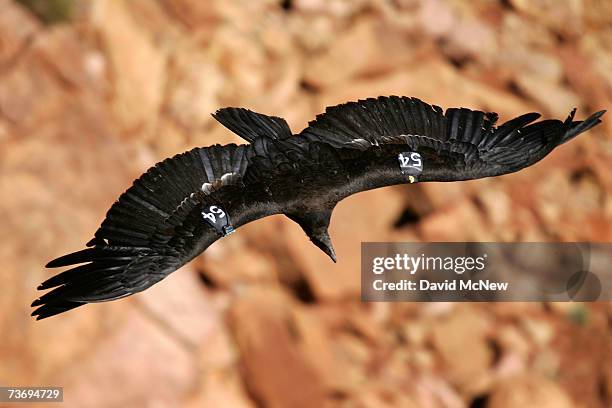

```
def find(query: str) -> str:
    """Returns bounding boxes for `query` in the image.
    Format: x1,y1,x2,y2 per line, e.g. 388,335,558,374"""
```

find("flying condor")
32,96,605,319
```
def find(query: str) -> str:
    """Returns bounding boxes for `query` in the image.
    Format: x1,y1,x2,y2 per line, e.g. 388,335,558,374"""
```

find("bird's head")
287,209,337,263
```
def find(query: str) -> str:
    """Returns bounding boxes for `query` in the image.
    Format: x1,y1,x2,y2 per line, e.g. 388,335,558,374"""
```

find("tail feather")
212,108,293,143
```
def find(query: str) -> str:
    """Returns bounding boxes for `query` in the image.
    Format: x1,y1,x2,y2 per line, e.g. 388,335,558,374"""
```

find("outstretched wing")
300,96,605,185
32,144,254,319
32,136,338,320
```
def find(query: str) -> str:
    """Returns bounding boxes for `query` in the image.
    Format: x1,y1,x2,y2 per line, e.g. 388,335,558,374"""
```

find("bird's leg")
285,209,337,263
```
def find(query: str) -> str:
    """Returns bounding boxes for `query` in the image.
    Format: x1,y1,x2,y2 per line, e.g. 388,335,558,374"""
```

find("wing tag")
202,205,235,237
398,152,422,180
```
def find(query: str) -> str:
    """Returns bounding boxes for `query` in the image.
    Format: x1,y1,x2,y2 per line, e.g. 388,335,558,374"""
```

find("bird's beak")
323,242,337,263
313,231,337,263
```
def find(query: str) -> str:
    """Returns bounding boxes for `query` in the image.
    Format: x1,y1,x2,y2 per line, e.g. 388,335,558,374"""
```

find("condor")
32,96,605,319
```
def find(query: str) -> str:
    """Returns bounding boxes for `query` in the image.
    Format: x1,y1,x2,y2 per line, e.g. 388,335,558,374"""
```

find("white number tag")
398,152,422,171
201,205,234,236
398,151,423,182
202,205,226,223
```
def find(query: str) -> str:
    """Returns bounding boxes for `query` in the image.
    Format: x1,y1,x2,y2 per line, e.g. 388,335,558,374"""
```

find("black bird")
32,96,605,319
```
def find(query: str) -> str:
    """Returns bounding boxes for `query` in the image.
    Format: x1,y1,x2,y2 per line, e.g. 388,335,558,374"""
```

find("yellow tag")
408,175,415,183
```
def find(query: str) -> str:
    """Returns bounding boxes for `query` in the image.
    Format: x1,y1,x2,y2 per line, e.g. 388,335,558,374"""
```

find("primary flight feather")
32,96,605,319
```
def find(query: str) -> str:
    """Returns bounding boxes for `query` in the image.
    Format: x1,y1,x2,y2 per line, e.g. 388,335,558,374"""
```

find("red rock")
250,61,303,118
135,265,222,347
0,52,67,128
430,306,493,396
419,180,472,212
65,308,198,407
186,370,255,408
350,386,421,408
31,26,103,92
554,309,610,408
166,49,224,130
315,60,533,121
419,198,494,241
475,186,511,230
418,0,497,63
126,0,183,39
150,118,189,158
293,0,369,18
507,0,583,36
559,44,612,137
514,73,580,118
89,0,166,133
0,101,137,385
161,0,220,30
208,25,266,99
195,230,279,288
292,14,338,52
0,0,40,65
488,375,575,408
303,19,416,88
414,373,464,408
291,306,355,392
229,289,327,408
604,357,612,406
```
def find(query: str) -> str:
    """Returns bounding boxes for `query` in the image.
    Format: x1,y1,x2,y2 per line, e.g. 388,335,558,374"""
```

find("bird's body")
32,96,606,319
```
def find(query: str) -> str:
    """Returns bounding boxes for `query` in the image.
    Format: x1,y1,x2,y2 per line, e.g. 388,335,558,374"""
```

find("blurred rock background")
0,0,611,407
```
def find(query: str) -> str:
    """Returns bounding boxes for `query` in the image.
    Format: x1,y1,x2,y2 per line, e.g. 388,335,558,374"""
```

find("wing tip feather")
31,300,84,320
560,109,606,145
